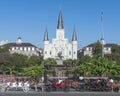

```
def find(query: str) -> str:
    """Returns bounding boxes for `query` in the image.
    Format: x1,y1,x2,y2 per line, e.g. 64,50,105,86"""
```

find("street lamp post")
101,39,104,58
44,65,47,84
74,63,77,81
53,68,56,77
65,64,69,77
101,11,105,58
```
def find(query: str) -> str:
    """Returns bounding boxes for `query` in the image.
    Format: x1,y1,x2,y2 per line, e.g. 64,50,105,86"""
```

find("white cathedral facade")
43,10,78,60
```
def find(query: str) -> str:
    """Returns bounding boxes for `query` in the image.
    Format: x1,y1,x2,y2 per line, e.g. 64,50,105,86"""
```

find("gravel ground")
0,91,120,96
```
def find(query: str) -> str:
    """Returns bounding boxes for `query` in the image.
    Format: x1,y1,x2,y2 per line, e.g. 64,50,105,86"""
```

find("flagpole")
101,11,104,58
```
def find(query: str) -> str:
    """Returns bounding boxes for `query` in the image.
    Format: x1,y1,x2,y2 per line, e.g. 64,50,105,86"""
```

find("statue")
56,51,63,65
58,51,62,60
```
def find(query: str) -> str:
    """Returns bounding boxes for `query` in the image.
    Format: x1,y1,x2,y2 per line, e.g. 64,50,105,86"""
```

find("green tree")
111,44,120,53
76,61,93,76
106,44,120,65
42,58,57,68
5,66,17,75
92,41,102,57
63,59,73,66
77,55,92,66
20,65,44,81
12,53,28,68
28,55,43,67
0,44,10,53
92,57,120,76
76,57,120,77
0,52,14,74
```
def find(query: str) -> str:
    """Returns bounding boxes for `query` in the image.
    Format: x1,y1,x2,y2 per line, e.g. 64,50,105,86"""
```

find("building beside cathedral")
78,39,112,57
3,37,42,57
43,10,78,60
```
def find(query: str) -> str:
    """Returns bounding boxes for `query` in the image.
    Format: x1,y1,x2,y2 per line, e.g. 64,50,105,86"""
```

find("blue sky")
0,0,120,48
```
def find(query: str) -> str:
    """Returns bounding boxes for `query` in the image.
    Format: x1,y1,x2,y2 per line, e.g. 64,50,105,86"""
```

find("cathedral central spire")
57,10,64,29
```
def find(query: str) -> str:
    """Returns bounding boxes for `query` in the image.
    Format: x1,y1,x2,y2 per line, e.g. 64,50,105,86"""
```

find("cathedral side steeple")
44,27,49,41
57,10,64,29
72,27,77,41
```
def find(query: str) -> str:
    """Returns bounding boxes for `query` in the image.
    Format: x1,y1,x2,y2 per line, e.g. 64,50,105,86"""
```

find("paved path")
0,91,120,96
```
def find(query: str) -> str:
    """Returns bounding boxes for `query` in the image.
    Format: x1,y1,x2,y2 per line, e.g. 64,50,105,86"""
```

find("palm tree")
20,65,44,81
102,59,120,76
5,66,16,75
76,56,120,77
20,65,44,91
92,57,120,77
76,62,93,76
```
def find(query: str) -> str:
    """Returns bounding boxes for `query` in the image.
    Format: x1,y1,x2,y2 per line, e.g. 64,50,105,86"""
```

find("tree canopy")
42,58,57,66
76,57,120,77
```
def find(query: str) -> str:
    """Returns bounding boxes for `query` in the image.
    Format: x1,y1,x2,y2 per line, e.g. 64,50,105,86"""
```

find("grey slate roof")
5,43,37,48
86,43,113,47
79,43,114,51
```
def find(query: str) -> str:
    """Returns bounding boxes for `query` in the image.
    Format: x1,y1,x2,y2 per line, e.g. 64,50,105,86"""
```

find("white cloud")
0,40,8,46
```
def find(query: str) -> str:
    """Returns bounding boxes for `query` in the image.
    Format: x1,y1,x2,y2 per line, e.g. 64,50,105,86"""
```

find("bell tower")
56,10,65,40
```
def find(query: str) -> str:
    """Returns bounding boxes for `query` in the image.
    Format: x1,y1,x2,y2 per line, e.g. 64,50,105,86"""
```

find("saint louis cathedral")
43,10,78,60
1,10,113,60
